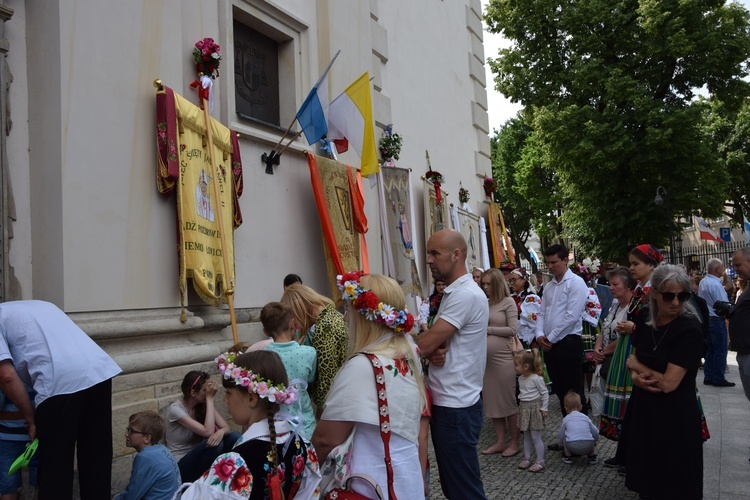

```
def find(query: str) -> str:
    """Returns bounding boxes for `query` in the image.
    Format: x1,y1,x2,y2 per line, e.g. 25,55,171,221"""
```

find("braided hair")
222,351,289,482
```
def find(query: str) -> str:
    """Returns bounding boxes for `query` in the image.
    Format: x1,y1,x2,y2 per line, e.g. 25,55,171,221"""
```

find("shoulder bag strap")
362,352,397,500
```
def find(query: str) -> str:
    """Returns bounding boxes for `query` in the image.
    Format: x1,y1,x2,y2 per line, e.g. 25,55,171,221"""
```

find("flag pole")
262,117,298,174
201,98,239,344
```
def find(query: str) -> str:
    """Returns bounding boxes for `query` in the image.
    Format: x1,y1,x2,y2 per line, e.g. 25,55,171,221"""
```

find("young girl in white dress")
515,349,549,473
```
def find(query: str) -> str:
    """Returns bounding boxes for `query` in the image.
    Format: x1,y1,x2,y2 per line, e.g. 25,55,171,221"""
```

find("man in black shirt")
729,247,750,402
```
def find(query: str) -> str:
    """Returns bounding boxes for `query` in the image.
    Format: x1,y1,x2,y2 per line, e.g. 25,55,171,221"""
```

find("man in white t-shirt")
418,229,489,499
0,300,122,500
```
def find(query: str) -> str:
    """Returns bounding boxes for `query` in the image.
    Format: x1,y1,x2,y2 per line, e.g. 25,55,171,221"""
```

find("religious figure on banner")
381,167,423,298
155,86,244,311
195,169,215,222
468,224,477,261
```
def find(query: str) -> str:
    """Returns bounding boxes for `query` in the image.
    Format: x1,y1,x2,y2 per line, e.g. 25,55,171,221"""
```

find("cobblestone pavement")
426,393,636,500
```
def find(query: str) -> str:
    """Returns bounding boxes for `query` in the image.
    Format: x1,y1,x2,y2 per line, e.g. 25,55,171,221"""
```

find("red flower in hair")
341,270,364,283
355,291,380,310
402,314,415,332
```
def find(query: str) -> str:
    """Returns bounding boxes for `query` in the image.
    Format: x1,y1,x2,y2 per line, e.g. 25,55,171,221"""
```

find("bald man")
419,230,489,499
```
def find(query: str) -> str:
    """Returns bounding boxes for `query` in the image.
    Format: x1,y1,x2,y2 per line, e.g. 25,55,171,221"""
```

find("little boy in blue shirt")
115,411,181,500
0,386,37,500
558,391,599,465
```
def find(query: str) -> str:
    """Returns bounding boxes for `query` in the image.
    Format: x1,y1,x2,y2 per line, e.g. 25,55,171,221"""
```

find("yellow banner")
174,92,236,306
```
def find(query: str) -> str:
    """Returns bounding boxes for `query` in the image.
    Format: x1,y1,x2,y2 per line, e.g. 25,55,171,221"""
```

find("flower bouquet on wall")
379,124,403,167
190,37,222,111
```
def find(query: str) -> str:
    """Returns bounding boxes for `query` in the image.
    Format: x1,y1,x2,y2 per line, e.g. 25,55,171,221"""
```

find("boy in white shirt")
557,391,599,464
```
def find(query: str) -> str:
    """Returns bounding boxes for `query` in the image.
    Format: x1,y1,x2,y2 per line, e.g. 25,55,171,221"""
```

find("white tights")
523,430,545,463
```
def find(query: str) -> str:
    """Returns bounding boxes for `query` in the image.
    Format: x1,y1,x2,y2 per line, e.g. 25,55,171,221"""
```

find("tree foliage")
491,113,559,269
485,0,750,260
701,97,750,225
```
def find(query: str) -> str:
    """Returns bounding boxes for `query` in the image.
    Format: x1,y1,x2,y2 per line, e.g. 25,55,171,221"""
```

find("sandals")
529,461,545,473
502,447,521,457
517,458,532,469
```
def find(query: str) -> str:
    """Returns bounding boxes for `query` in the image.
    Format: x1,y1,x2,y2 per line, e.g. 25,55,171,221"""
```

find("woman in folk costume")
313,272,426,499
175,350,321,499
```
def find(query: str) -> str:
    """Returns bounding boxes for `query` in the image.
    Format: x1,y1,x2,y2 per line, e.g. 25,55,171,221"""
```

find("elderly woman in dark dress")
624,264,703,499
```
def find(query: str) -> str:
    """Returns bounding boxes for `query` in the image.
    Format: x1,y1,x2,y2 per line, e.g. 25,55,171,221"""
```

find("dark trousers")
35,379,113,500
704,317,729,383
545,335,586,415
430,400,486,499
178,431,242,482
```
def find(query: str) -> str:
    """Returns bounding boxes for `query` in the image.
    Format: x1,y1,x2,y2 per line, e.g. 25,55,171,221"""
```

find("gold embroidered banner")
156,87,242,307
308,154,362,301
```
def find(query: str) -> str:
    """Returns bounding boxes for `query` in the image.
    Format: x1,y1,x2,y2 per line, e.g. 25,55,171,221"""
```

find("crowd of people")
0,233,749,499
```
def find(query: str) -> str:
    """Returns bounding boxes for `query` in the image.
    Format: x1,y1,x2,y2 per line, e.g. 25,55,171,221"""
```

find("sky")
480,0,750,135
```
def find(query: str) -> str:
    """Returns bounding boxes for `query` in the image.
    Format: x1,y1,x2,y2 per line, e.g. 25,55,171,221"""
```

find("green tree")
492,112,563,270
702,98,750,225
485,0,750,260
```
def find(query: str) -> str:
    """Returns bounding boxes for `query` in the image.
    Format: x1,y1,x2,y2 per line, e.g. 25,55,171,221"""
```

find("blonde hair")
563,391,582,410
346,274,426,407
482,268,511,305
515,349,544,376
280,283,334,334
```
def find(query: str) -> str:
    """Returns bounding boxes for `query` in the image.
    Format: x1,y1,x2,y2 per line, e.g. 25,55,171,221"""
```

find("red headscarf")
633,244,664,266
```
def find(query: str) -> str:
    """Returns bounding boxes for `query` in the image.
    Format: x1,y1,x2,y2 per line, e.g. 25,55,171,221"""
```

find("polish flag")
695,216,720,241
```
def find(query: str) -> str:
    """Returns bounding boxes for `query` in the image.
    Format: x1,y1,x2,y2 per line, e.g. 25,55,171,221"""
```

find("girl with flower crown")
200,350,321,499
313,273,426,499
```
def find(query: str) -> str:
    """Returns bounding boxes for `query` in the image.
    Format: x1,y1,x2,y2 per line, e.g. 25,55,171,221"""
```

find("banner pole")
201,98,239,344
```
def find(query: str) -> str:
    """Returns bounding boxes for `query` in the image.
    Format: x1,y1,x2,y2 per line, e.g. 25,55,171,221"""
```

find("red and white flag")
695,216,720,241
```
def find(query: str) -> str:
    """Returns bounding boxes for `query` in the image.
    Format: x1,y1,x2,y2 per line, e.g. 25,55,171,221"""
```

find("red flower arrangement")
193,37,221,78
483,177,497,197
425,170,444,204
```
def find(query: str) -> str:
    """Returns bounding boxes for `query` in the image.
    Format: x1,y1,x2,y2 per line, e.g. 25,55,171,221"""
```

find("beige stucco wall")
10,0,489,311
5,0,490,494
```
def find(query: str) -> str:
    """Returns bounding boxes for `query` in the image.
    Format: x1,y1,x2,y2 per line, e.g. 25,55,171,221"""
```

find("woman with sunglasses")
624,264,704,499
166,371,239,482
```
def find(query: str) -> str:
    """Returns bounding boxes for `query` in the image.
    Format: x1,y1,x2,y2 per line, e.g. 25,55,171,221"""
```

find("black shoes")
714,380,736,387
547,443,562,451
604,457,621,468
705,379,736,387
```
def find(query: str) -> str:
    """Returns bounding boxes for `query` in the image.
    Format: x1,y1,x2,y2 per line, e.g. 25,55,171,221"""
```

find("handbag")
324,353,397,500
511,335,523,352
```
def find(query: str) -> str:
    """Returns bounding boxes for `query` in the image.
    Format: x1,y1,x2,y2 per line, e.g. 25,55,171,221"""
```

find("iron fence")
663,241,747,277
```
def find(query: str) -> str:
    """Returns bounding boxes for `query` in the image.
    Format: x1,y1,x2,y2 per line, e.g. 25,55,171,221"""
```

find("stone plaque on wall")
233,20,280,126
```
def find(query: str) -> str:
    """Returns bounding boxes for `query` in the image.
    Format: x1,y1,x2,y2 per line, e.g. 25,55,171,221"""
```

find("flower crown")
215,351,297,405
337,271,415,333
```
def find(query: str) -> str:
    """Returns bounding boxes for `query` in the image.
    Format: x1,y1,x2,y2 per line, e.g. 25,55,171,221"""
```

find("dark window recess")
234,21,280,126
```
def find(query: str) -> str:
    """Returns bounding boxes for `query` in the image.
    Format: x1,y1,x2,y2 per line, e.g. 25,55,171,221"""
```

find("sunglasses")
507,278,519,284
659,291,691,303
126,427,148,436
190,371,210,392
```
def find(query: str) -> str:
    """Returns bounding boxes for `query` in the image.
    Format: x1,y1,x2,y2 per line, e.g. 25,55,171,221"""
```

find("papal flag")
156,85,243,313
327,72,379,177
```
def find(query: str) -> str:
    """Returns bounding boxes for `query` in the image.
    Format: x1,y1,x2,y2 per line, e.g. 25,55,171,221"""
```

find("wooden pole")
201,98,239,344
